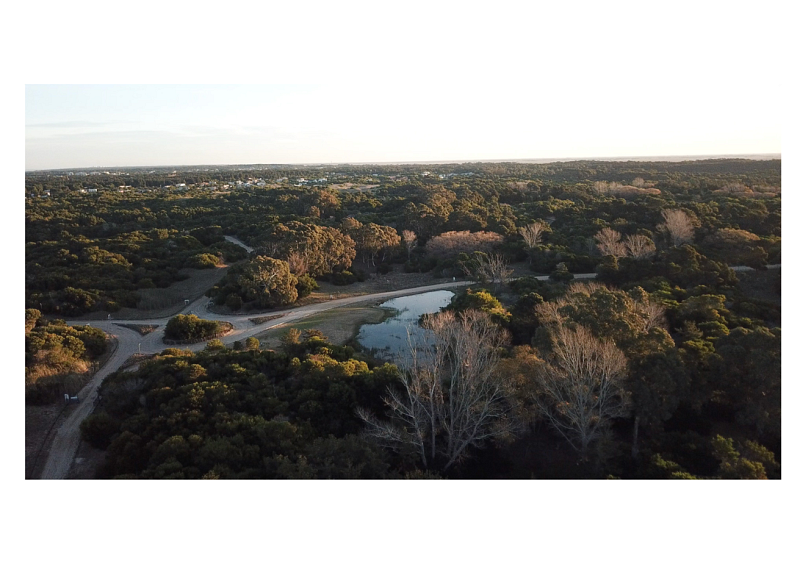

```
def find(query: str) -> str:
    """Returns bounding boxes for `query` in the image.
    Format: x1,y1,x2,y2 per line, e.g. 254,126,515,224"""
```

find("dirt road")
39,325,141,480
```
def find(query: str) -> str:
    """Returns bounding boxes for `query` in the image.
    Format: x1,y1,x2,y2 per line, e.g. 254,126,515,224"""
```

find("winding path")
38,243,780,479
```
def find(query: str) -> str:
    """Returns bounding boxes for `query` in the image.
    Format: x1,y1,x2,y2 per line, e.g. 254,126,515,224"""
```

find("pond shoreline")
354,290,455,362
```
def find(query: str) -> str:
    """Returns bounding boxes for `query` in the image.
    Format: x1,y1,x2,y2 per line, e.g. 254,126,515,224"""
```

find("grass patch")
254,306,392,348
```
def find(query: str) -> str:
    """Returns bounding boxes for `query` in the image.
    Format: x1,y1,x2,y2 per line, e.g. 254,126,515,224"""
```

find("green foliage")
549,262,573,282
711,435,778,479
712,326,780,437
225,293,243,311
80,411,119,449
26,319,108,404
238,256,298,308
446,288,510,324
164,314,226,342
327,269,366,286
295,274,319,298
93,340,399,478
25,160,781,478
188,253,220,269
25,308,42,333
205,339,226,351
264,221,356,277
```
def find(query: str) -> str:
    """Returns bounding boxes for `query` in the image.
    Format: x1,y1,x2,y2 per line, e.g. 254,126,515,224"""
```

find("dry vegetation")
254,305,390,348
116,324,159,335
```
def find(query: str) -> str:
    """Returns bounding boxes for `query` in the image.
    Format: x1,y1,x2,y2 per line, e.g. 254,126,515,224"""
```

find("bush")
329,270,366,286
404,256,437,273
189,253,220,269
376,263,393,275
225,293,243,311
80,412,119,449
549,262,574,282
296,275,319,298
164,314,225,342
205,339,226,351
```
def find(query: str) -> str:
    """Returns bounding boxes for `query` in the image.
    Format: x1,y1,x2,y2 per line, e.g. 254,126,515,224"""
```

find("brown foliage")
426,230,502,260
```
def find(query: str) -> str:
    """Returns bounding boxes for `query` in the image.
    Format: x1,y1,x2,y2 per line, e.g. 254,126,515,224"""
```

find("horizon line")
26,152,782,173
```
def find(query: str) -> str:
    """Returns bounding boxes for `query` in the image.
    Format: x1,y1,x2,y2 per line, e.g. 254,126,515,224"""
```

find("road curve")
42,261,780,478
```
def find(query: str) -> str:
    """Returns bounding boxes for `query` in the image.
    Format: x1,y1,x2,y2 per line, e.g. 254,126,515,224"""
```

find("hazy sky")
25,81,781,170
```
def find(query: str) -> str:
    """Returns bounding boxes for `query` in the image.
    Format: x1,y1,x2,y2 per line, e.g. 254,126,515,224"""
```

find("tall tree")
358,310,518,471
238,256,298,308
402,230,417,261
519,221,548,249
624,234,656,259
595,227,626,257
659,209,696,247
532,324,630,457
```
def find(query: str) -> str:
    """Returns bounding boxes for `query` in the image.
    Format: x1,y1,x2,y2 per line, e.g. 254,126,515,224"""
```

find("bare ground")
67,441,105,479
26,403,69,479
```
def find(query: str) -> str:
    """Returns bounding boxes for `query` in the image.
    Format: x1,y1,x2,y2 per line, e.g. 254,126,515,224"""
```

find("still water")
356,290,454,361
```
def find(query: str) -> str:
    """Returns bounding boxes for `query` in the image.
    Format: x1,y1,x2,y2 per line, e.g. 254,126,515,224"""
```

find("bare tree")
624,234,656,259
402,229,417,261
286,250,309,276
594,227,626,257
631,177,646,188
633,298,667,333
532,324,630,457
358,309,518,471
258,241,282,258
658,209,695,247
519,221,548,249
461,252,512,289
426,231,503,260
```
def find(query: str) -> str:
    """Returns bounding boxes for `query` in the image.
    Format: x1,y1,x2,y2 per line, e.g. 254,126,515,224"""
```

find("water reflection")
356,290,454,361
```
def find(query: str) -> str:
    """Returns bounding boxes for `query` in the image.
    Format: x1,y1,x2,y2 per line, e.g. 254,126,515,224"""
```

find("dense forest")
26,159,781,478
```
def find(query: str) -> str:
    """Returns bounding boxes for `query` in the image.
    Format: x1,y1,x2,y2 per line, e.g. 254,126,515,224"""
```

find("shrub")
296,275,319,298
225,293,243,311
189,253,220,269
80,412,119,450
549,262,574,282
329,270,365,286
164,314,225,342
205,339,225,351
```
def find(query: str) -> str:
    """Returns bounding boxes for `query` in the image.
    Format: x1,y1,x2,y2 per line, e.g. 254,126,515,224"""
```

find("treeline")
26,160,780,316
81,333,402,479
433,238,780,477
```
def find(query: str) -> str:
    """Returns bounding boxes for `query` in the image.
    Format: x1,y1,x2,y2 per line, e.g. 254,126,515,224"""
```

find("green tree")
238,256,298,308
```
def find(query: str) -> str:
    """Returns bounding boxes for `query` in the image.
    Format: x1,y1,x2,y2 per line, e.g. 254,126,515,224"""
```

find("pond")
355,290,454,361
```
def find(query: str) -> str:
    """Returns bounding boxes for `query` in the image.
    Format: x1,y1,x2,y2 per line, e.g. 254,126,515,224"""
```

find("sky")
22,1,785,170
26,81,781,170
